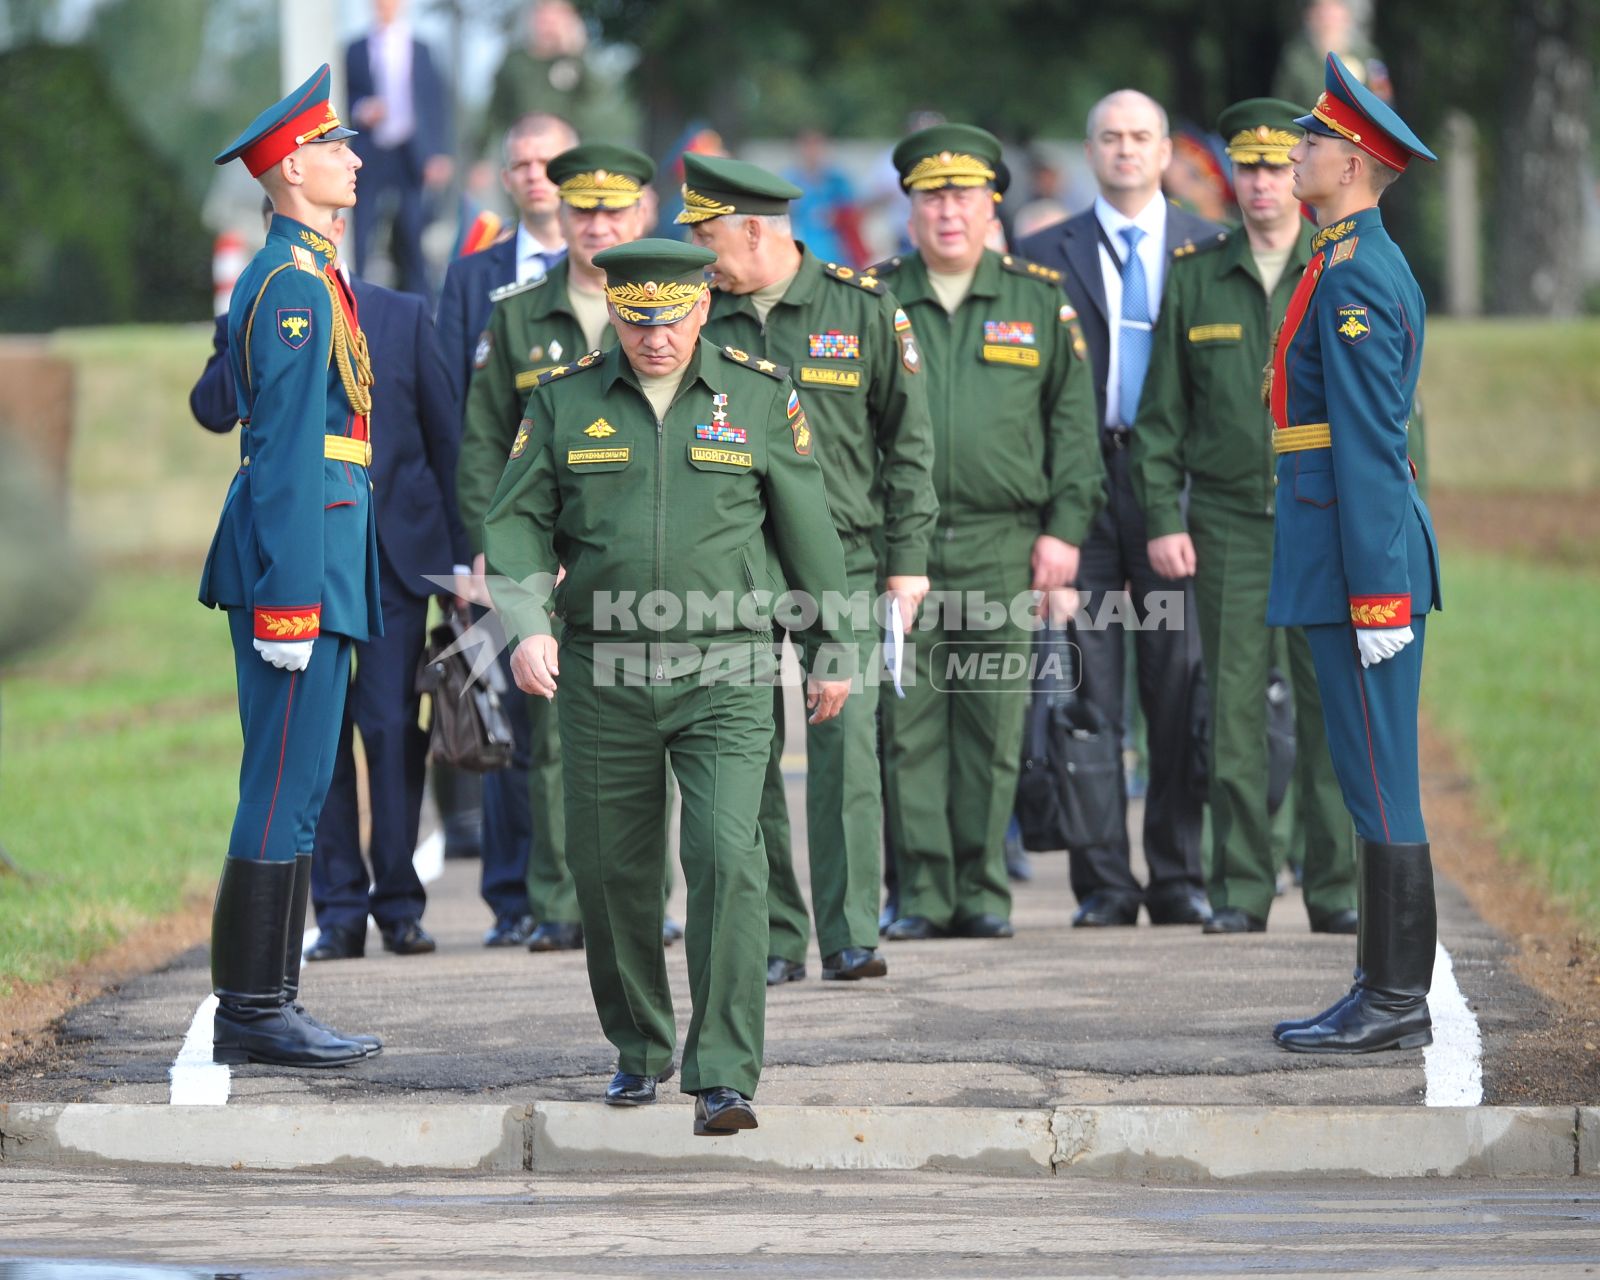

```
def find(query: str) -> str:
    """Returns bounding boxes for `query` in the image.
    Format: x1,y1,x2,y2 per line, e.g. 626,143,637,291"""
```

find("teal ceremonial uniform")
684,152,938,978
1268,55,1442,1055
201,65,382,1069
485,241,854,1104
1131,100,1355,932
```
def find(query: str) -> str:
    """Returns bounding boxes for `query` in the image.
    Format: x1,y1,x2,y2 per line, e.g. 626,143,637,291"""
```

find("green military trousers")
525,692,576,924
1187,499,1356,922
558,642,771,1098
883,516,1037,930
761,541,884,964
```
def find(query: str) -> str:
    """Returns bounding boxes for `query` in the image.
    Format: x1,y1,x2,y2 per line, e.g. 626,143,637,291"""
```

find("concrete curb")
0,1102,1590,1179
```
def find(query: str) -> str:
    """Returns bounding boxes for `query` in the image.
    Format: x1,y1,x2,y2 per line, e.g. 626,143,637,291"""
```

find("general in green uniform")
1131,100,1357,933
484,240,854,1135
460,144,653,948
876,126,1103,941
680,153,938,985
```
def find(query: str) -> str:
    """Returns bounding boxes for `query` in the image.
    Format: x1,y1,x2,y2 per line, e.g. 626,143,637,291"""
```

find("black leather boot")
212,857,368,1068
1279,840,1434,1054
283,854,381,1055
1274,842,1367,1040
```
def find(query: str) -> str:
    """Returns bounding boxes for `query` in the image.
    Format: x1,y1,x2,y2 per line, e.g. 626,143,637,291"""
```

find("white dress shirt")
1095,192,1167,428
515,223,559,284
369,22,415,150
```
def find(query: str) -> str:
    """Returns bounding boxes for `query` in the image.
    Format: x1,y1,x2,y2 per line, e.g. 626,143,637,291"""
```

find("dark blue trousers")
351,145,430,299
310,555,431,930
226,610,350,863
478,609,534,921
1304,618,1428,845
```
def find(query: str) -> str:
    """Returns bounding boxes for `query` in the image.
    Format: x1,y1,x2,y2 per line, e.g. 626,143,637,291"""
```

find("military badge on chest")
808,331,860,359
696,392,746,444
893,307,921,374
981,319,1040,368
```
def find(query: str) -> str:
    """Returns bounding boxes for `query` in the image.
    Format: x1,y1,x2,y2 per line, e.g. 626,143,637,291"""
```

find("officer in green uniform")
874,125,1103,941
484,240,855,1135
679,153,938,985
1131,100,1357,934
459,143,654,952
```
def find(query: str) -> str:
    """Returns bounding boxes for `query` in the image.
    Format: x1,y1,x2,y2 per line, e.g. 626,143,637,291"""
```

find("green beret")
892,123,1010,196
1217,98,1306,167
592,238,716,326
547,144,656,209
675,153,804,224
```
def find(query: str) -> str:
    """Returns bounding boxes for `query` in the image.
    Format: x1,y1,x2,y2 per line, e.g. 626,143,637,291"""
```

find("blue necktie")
1118,225,1152,427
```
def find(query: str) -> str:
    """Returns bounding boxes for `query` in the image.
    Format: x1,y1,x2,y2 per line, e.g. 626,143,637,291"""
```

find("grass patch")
1421,319,1600,493
1424,551,1600,927
0,564,236,993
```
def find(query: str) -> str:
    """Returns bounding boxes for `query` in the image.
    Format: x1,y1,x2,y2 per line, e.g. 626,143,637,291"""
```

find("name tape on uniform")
690,446,752,468
1187,323,1244,344
800,366,862,388
980,344,1041,368
567,447,631,465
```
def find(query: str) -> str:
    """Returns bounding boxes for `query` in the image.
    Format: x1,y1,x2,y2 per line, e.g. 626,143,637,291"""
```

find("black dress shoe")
693,1087,758,1136
663,916,684,946
1146,884,1214,926
766,956,806,986
483,913,536,947
1309,907,1360,934
1204,907,1267,934
379,919,436,955
527,922,584,952
1274,983,1361,1041
304,924,366,962
953,913,1014,939
605,1063,675,1106
1071,891,1140,928
878,896,899,934
883,915,940,941
821,947,887,980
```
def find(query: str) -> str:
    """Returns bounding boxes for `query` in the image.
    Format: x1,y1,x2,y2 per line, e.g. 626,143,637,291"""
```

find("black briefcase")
1015,627,1125,853
415,609,515,772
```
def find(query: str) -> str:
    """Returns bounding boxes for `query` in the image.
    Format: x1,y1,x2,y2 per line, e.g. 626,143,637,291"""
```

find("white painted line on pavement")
169,829,448,1106
1424,941,1484,1107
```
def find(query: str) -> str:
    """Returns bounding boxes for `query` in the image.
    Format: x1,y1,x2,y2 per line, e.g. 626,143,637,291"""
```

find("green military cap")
1217,98,1305,167
675,153,804,225
593,238,716,325
547,143,656,209
892,123,1011,196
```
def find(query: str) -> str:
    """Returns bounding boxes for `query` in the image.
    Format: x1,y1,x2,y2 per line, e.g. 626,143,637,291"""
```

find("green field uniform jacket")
1131,224,1315,537
484,340,854,670
458,260,617,555
701,246,938,576
873,249,1102,546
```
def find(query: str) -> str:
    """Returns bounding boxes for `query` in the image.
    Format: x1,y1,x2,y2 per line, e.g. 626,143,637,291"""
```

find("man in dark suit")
1018,90,1223,929
345,0,453,299
436,112,575,413
191,210,470,961
435,111,574,947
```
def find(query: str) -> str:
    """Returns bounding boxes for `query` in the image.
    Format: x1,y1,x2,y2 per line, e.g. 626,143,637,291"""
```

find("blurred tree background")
0,0,1594,327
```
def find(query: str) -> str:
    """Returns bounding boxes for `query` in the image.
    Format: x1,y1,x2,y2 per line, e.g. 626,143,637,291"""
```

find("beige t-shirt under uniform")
927,264,979,314
750,268,799,323
567,281,612,353
635,364,689,424
1251,244,1294,297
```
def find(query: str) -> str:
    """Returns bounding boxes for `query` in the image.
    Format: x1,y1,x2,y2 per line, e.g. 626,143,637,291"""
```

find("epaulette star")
721,345,788,379
823,261,885,293
533,357,603,388
1000,254,1062,284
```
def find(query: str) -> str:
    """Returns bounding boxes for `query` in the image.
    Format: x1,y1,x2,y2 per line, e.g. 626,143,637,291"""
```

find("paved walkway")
23,686,1539,1113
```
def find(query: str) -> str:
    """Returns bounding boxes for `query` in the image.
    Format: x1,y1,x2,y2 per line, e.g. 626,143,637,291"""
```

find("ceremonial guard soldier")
201,66,384,1067
1266,57,1443,1053
459,143,655,952
485,240,854,1134
1131,100,1357,936
874,125,1102,942
683,152,938,986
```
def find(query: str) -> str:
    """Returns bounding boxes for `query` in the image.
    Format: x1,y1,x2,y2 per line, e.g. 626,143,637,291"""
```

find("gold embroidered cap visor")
674,153,804,224
593,238,717,327
892,123,1010,197
1217,98,1305,168
547,143,656,210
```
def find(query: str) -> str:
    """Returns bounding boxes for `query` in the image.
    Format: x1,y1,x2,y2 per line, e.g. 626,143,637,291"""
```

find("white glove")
1356,625,1414,669
254,638,314,672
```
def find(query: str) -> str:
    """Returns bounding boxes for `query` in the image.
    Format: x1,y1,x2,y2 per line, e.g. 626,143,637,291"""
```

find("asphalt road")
5,1166,1600,1278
